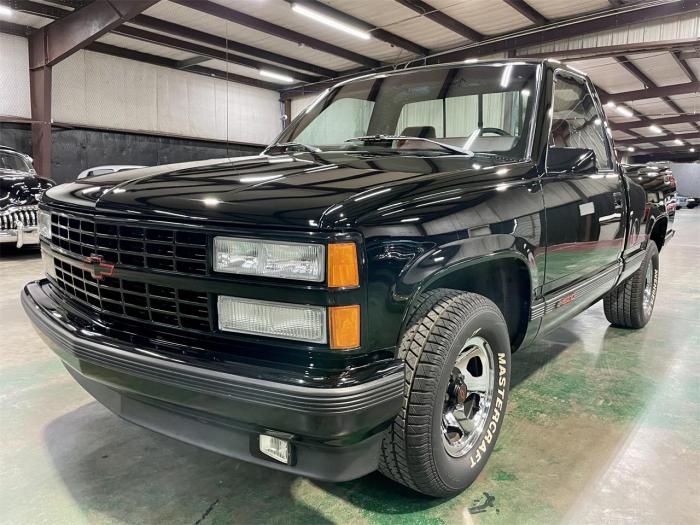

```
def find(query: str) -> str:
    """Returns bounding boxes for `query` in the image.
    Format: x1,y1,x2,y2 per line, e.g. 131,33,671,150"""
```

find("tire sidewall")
428,306,511,492
640,243,660,324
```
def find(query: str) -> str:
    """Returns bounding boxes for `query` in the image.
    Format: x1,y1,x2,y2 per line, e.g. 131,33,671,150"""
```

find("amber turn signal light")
327,243,359,288
329,305,360,350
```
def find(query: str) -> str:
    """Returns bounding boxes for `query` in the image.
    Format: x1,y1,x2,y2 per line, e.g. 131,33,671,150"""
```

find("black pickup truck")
22,60,673,497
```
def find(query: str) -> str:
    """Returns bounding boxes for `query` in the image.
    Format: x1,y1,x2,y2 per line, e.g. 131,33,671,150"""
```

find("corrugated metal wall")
520,13,700,55
52,50,282,145
0,34,31,119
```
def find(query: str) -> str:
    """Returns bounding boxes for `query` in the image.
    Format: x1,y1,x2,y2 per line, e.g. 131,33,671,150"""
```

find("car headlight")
218,296,327,343
214,237,325,282
38,209,51,240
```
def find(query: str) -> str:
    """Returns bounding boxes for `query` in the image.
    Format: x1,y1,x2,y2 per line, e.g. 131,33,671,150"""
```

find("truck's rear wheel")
379,289,511,497
603,242,659,329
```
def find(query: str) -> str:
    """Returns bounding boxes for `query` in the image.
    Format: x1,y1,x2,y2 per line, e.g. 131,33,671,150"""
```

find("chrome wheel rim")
643,262,655,318
442,336,495,458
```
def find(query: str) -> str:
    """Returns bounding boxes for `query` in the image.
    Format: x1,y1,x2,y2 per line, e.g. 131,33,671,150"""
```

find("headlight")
38,209,51,240
218,296,326,343
214,237,325,282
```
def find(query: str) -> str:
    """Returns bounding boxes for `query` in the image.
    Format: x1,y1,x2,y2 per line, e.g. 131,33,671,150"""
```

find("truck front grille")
53,258,212,332
1,206,38,230
50,213,208,275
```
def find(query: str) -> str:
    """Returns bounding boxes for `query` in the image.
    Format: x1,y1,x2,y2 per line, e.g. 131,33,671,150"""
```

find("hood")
44,153,534,230
1,173,54,211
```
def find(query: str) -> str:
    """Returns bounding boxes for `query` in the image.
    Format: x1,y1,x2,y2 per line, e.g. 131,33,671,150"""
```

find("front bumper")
22,280,404,481
0,224,39,247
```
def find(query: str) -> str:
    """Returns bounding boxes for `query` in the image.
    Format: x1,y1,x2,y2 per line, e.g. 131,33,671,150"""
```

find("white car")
76,165,146,179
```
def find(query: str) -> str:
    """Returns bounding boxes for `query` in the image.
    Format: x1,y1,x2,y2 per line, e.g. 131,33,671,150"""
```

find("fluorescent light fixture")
627,147,635,152
401,217,420,223
292,3,370,40
649,125,663,134
615,105,634,118
463,58,479,64
500,64,514,88
0,5,13,16
674,139,684,146
259,69,294,83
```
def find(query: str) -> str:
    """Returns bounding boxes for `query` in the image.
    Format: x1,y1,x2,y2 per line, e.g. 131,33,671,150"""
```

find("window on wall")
548,74,613,170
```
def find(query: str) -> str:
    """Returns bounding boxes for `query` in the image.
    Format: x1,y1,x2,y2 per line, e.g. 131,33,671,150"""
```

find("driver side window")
549,74,613,170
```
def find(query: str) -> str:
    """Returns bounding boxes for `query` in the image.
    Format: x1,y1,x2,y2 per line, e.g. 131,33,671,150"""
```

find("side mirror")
547,147,597,175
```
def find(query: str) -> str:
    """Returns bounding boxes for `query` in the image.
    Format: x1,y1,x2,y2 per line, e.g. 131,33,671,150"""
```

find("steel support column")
28,65,51,179
26,0,159,179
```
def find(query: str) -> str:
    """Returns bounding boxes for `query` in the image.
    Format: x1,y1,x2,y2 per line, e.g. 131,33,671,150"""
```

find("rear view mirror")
547,147,597,175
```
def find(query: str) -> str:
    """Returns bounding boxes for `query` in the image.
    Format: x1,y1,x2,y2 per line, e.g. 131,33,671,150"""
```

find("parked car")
76,165,146,179
0,145,55,249
676,195,697,209
22,60,673,497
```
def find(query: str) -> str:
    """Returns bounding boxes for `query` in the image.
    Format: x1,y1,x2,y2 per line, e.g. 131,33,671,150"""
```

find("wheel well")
649,217,668,252
424,258,531,349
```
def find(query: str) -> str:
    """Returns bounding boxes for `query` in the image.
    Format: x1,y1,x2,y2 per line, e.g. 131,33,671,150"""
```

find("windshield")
275,63,539,161
0,151,31,174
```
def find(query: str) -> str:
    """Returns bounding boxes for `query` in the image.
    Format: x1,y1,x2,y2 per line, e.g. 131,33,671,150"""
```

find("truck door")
540,72,625,301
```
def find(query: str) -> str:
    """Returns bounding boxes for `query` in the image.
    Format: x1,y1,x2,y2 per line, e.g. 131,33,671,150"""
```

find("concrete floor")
1,212,698,525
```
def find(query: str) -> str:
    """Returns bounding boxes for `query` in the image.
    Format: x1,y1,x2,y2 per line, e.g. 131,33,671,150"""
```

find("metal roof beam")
169,0,382,68
11,0,339,79
393,0,484,41
610,114,700,131
87,42,281,91
516,39,700,60
600,82,700,103
27,0,159,69
286,0,428,56
113,25,319,83
130,14,338,78
672,50,698,82
615,131,700,145
502,0,549,26
427,0,697,63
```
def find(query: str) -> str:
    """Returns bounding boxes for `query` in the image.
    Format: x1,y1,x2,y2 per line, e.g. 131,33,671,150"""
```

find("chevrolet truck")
22,60,673,497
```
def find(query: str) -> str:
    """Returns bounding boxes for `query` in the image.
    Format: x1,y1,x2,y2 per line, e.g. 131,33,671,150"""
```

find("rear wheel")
379,289,511,497
603,242,659,328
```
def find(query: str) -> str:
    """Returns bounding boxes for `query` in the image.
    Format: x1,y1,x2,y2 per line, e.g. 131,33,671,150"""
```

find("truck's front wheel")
379,289,511,497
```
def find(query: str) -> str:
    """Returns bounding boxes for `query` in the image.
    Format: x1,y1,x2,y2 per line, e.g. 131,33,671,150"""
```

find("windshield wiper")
267,142,321,154
265,141,330,164
346,135,473,156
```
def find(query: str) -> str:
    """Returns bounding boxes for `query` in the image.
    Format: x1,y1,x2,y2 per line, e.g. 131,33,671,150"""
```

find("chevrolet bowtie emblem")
85,255,115,280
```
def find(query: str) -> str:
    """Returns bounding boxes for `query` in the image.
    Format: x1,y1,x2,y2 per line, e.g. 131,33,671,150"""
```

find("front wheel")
603,242,659,328
379,289,511,497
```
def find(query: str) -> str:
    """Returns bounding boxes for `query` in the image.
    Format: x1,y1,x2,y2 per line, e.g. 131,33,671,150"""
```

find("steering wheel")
479,127,512,137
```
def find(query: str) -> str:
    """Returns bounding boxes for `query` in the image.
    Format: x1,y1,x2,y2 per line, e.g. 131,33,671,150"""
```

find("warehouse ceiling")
1,0,698,161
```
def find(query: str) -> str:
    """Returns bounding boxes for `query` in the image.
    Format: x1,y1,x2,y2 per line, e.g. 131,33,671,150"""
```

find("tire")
378,289,511,497
603,242,659,329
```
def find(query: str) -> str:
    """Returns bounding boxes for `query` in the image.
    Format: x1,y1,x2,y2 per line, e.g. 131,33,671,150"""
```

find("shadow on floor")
42,322,649,523
0,244,41,259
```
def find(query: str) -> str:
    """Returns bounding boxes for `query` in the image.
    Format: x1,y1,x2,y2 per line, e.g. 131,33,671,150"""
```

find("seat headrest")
401,126,436,139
